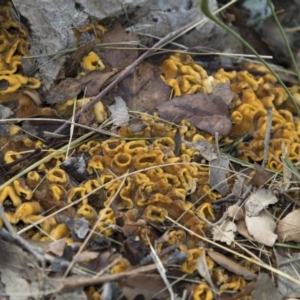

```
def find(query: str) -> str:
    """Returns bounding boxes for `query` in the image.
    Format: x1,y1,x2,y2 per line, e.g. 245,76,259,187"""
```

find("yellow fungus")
45,184,66,202
76,203,97,224
110,152,132,174
49,223,70,240
192,283,213,300
102,138,126,158
143,205,168,223
81,51,105,72
0,185,22,206
87,155,104,175
67,187,87,204
26,171,41,189
13,179,32,200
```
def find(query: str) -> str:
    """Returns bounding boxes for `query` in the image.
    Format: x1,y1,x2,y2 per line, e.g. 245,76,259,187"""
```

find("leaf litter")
1,4,300,300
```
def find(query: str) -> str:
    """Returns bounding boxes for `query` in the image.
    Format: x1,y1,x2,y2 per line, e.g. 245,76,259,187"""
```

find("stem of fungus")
50,0,237,138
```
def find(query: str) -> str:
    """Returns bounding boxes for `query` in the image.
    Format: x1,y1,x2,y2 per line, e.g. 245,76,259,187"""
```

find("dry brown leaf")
252,273,283,300
75,251,99,263
45,78,86,104
232,175,246,198
185,139,217,161
98,21,139,70
245,212,277,246
212,82,235,105
236,219,256,241
245,188,278,217
115,61,171,111
155,93,232,136
212,220,236,245
277,210,300,243
47,238,67,256
207,250,256,280
227,204,245,221
120,274,168,300
79,70,117,97
197,249,215,290
249,163,273,187
209,156,230,196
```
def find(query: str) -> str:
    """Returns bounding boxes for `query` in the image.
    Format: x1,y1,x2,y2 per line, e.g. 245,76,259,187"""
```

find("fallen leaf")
236,219,256,241
120,274,168,300
124,237,150,266
245,188,278,217
277,210,300,243
197,249,215,290
0,104,13,136
67,218,90,241
249,163,273,187
227,204,245,221
275,251,300,298
185,139,217,161
1,269,31,300
47,238,67,256
86,249,113,273
155,93,232,136
245,211,277,246
207,250,256,280
98,21,139,70
209,156,230,196
212,220,236,245
115,61,171,111
108,96,129,126
61,153,89,182
232,175,246,198
45,78,86,104
212,82,235,105
75,251,99,263
79,70,116,97
252,273,283,300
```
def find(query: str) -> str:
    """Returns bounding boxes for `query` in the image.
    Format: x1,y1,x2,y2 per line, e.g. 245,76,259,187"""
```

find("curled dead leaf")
245,188,278,217
155,93,232,136
277,210,300,243
212,220,236,245
245,211,277,247
227,204,245,221
207,250,256,280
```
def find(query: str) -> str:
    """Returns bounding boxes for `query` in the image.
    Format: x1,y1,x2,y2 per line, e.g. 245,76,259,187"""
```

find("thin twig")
262,107,273,168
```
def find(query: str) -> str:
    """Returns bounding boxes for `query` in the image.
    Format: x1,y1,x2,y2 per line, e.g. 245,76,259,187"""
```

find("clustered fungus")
0,5,40,95
160,53,300,172
1,14,295,295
